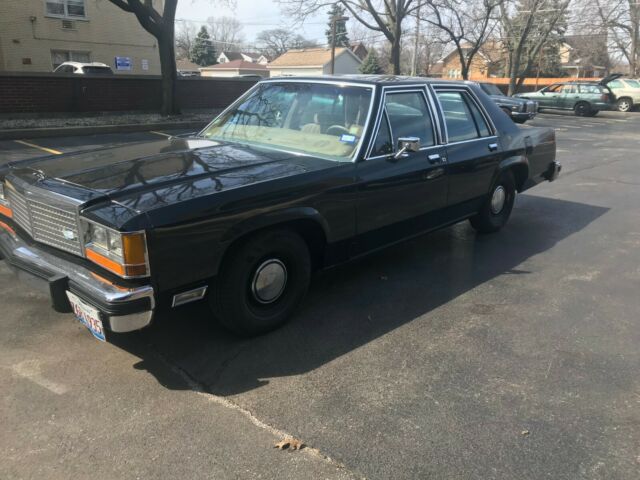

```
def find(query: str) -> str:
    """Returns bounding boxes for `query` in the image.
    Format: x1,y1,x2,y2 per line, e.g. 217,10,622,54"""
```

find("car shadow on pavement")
110,194,608,396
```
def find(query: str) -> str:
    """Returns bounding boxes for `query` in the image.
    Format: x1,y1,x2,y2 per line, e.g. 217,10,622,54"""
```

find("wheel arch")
497,155,529,192
217,208,330,273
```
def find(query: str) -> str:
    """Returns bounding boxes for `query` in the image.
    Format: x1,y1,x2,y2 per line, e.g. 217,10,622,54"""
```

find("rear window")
436,90,491,143
579,84,605,94
626,79,640,88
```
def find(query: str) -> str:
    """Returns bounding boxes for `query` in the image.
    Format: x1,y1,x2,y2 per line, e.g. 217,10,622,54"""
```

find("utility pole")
411,4,421,76
330,13,349,75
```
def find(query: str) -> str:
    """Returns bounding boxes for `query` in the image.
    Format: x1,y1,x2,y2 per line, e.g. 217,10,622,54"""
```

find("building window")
51,50,90,69
46,0,86,19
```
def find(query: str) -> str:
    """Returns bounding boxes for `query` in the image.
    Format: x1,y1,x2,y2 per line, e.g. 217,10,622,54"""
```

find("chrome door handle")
488,143,498,152
428,153,445,164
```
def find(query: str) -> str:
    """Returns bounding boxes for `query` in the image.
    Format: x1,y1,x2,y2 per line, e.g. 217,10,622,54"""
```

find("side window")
561,85,576,94
547,84,561,93
608,80,623,89
436,90,491,143
370,111,393,157
385,91,435,148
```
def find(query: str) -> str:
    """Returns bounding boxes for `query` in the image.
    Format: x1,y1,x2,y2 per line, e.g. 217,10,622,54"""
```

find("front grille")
6,183,83,256
6,185,32,236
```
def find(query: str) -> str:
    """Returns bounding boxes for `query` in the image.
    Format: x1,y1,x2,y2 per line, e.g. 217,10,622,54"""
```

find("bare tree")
207,16,245,52
420,0,503,79
279,0,424,74
107,0,180,115
500,0,571,95
256,28,318,59
175,20,198,60
593,0,640,76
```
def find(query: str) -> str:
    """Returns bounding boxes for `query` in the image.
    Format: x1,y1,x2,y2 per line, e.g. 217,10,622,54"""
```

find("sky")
175,0,328,45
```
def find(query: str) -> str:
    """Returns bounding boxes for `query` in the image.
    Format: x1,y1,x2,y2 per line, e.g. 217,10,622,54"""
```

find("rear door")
355,87,448,252
432,86,501,214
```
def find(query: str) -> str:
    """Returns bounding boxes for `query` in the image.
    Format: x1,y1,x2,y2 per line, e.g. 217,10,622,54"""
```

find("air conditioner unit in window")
61,20,76,30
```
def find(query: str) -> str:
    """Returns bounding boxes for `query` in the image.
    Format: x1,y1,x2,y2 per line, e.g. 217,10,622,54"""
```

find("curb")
0,121,208,140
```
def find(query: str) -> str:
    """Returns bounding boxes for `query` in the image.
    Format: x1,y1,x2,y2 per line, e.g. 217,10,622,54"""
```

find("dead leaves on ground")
274,437,305,451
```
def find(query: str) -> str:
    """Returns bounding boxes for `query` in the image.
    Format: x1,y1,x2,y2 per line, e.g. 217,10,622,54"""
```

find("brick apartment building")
0,0,161,75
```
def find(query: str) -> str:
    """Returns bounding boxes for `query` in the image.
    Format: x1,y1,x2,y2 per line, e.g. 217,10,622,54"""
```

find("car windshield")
200,82,373,162
480,83,503,96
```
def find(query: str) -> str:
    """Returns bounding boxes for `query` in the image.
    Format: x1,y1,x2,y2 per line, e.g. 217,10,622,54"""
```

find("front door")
355,88,448,253
538,84,563,108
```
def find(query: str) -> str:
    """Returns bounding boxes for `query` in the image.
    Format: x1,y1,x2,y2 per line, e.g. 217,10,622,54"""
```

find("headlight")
511,105,520,111
82,220,149,278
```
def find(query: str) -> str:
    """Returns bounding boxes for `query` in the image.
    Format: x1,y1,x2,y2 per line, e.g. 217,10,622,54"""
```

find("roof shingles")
269,48,351,68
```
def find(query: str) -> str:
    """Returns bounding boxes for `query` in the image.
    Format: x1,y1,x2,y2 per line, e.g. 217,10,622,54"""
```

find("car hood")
490,95,525,106
6,137,337,209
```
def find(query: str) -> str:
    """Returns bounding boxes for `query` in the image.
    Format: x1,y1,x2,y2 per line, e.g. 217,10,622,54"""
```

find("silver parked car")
53,62,114,75
604,76,640,112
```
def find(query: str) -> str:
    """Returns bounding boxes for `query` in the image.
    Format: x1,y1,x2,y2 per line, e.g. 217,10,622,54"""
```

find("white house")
267,47,362,77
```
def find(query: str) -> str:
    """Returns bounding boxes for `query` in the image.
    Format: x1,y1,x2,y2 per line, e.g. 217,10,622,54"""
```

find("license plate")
66,291,106,342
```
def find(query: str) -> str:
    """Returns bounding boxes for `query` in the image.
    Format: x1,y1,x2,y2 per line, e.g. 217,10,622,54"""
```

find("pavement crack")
148,348,364,479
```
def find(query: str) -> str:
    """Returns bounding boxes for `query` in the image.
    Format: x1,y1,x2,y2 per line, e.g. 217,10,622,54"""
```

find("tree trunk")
158,27,179,116
390,38,401,75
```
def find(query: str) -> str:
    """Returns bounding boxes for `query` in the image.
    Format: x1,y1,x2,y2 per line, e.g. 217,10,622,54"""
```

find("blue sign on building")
115,56,132,71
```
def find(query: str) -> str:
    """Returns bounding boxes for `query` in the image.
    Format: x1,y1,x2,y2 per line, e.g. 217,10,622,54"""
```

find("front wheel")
210,229,311,336
469,171,516,234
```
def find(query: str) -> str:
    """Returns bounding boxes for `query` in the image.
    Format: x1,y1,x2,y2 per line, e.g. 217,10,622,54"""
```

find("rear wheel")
574,102,591,116
585,110,599,117
211,229,311,336
617,97,632,112
469,171,516,234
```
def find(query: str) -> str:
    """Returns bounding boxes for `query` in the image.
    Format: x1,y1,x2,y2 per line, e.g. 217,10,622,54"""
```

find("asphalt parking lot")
1,111,640,479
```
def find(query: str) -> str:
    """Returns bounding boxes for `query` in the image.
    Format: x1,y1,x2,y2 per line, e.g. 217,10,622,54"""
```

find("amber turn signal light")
0,204,12,219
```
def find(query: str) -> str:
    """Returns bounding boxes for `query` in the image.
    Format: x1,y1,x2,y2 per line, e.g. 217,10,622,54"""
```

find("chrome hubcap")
251,259,287,304
490,186,506,214
619,101,630,111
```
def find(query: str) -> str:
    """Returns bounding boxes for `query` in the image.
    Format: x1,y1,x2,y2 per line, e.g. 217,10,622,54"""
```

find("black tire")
585,110,599,117
513,118,527,124
574,102,591,116
469,170,516,234
617,97,632,112
211,229,311,336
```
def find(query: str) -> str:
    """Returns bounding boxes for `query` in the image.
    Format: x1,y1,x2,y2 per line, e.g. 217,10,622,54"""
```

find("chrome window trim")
198,78,378,163
431,84,498,144
364,85,441,160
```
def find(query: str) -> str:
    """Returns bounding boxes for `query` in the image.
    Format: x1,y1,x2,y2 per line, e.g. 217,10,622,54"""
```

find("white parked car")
53,62,114,75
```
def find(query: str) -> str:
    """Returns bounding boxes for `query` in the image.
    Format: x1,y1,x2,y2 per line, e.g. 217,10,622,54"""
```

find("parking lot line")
150,131,171,137
13,140,62,155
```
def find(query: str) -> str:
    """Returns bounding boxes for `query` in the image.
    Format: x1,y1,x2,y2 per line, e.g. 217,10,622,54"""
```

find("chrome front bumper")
0,223,154,334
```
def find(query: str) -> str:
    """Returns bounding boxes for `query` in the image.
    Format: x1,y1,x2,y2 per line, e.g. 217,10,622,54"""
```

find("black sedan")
479,82,538,123
0,76,560,339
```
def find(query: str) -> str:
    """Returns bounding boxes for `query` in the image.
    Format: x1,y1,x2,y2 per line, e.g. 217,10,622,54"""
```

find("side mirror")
394,137,420,160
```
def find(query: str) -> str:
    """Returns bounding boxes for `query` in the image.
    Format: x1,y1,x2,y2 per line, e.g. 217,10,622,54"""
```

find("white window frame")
51,49,91,69
45,0,88,20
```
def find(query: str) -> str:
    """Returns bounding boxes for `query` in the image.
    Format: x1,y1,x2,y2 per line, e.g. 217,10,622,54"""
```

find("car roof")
261,75,476,87
58,61,111,68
